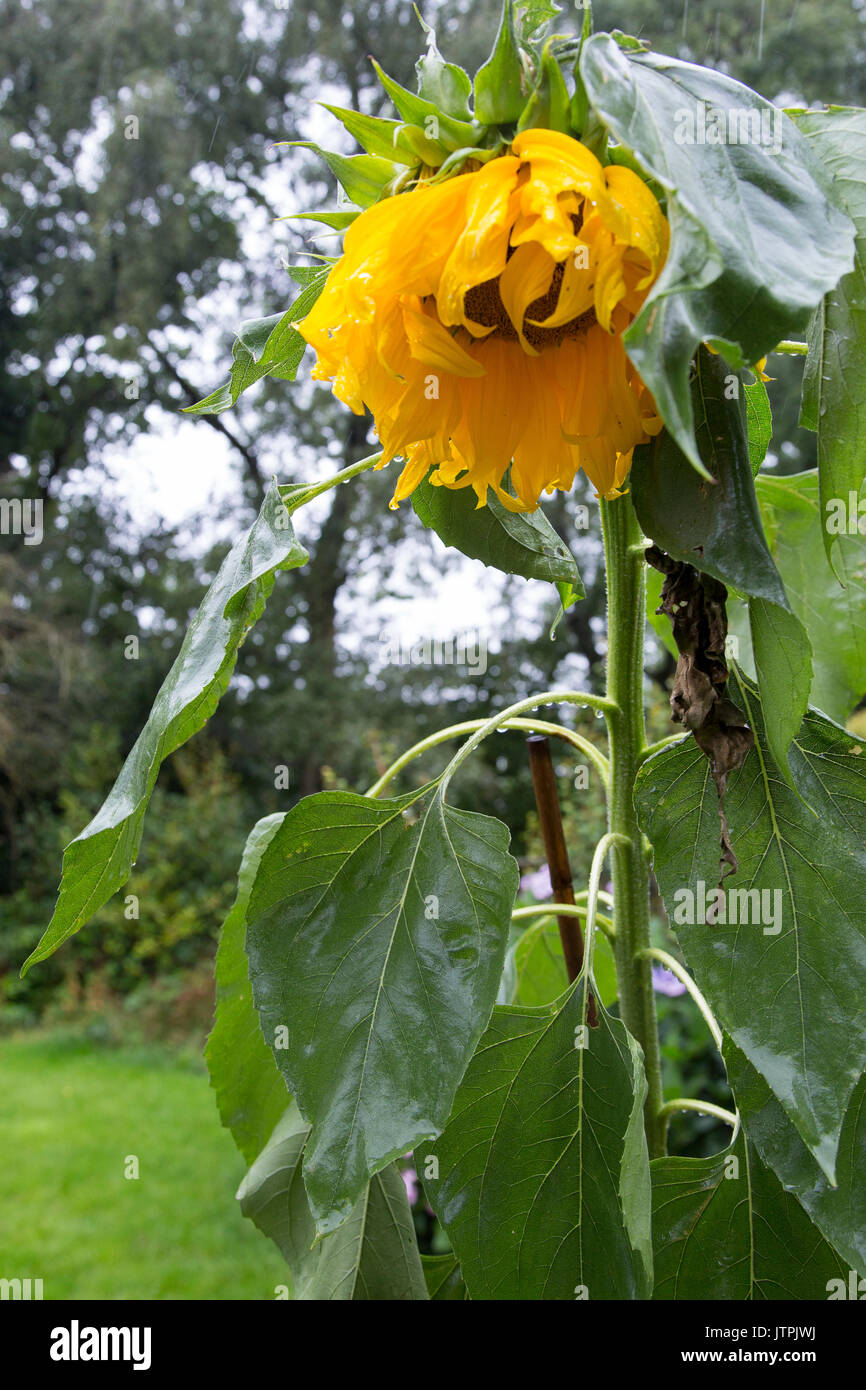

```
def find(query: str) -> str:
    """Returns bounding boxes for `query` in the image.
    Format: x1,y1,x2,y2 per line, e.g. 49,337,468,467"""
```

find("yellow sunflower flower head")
296,17,670,513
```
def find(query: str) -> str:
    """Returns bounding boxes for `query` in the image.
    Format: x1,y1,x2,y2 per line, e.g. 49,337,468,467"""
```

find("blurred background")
1,0,864,1297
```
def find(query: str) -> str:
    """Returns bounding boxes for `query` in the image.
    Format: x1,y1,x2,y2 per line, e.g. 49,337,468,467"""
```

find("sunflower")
297,128,670,511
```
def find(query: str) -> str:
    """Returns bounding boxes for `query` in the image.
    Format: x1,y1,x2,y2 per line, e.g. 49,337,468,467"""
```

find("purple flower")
652,964,687,997
401,1165,419,1206
520,864,552,899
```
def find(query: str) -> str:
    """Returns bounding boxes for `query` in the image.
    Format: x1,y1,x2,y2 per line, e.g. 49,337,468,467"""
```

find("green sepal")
517,40,571,134
287,141,402,207
413,10,473,120
371,59,481,150
319,104,422,164
474,0,526,126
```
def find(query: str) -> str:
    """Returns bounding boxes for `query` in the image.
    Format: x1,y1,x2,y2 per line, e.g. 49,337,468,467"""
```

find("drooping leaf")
794,108,866,572
412,476,583,590
631,349,789,609
245,786,519,1233
417,989,653,1300
237,1104,427,1300
580,36,855,472
635,678,866,1182
631,347,809,779
205,814,289,1166
23,484,308,974
724,1038,866,1278
474,0,526,126
651,1128,848,1300
185,267,331,415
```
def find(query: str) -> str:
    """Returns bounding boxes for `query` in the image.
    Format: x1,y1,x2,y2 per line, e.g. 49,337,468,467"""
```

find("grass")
0,1030,288,1299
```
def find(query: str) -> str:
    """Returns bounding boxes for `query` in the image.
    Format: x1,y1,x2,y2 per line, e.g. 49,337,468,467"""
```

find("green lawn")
0,1032,287,1299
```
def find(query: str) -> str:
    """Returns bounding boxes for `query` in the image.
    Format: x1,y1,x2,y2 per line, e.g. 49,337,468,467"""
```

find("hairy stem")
600,494,666,1159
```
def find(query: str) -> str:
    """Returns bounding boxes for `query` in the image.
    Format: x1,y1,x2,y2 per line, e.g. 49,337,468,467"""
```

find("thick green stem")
600,494,666,1159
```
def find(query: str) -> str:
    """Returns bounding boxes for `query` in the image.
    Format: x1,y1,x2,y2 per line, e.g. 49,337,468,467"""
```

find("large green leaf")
245,786,519,1233
205,815,289,1166
635,678,866,1183
417,989,653,1300
185,267,330,415
237,1103,427,1300
580,36,855,472
631,348,810,777
23,484,308,974
724,1038,866,1278
412,476,583,590
755,471,866,724
651,1129,848,1299
795,109,866,571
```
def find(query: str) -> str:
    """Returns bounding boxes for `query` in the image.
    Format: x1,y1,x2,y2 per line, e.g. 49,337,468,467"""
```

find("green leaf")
634,678,866,1183
794,109,866,572
245,787,519,1233
724,1038,866,1278
630,348,790,610
474,0,526,126
370,60,480,150
510,916,618,1007
205,815,289,1166
417,989,653,1300
412,476,583,590
748,597,812,782
580,36,855,472
752,470,866,724
22,484,308,974
237,1104,427,1300
185,267,331,415
651,1128,847,1299
744,376,773,474
290,142,401,207
421,1253,468,1300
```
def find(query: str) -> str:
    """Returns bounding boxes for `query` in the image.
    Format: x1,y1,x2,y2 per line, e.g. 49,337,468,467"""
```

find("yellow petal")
401,300,486,377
